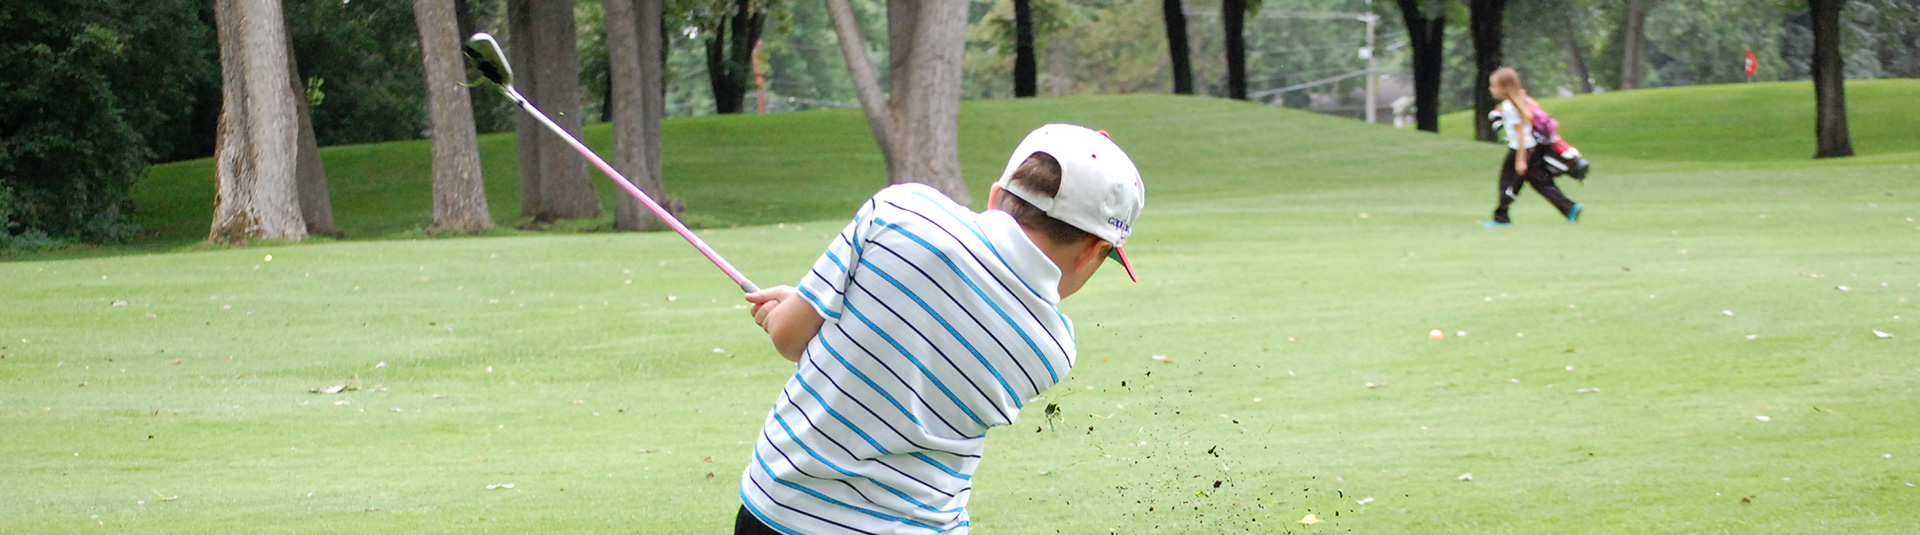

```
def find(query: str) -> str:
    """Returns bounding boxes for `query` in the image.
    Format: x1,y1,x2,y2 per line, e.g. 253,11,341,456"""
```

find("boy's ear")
1074,238,1109,271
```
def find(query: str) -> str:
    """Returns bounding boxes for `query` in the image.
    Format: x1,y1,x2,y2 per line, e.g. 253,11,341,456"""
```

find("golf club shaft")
498,85,759,294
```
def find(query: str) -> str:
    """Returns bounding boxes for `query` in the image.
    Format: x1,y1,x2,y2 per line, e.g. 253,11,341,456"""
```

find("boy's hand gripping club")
463,33,758,293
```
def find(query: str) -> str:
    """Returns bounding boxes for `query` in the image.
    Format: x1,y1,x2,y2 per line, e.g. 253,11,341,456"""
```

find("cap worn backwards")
993,123,1146,281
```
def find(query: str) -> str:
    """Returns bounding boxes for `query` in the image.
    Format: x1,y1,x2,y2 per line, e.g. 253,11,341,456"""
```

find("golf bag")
1488,108,1591,180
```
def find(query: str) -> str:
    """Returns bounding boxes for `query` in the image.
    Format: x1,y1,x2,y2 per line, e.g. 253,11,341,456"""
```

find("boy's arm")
753,194,878,363
745,286,825,362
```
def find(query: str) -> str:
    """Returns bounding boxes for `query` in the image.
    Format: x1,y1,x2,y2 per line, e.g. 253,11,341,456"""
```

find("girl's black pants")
1492,147,1577,223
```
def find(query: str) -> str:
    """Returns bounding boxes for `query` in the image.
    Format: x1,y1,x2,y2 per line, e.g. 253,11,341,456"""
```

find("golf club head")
463,32,513,87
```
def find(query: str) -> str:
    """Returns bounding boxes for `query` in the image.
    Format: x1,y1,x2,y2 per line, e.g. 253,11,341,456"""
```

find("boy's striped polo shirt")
741,183,1077,535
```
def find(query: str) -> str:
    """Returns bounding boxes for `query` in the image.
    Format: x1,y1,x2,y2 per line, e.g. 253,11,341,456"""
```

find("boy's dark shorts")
735,505,781,535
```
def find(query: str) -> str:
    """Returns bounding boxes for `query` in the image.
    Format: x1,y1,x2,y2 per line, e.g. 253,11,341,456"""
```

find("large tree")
507,0,540,217
1618,0,1649,89
507,0,599,222
211,0,307,242
287,37,336,237
1223,0,1249,100
607,0,671,230
414,0,493,234
1395,0,1446,132
1808,0,1853,158
1468,0,1507,142
705,0,768,114
1164,0,1194,95
824,0,972,203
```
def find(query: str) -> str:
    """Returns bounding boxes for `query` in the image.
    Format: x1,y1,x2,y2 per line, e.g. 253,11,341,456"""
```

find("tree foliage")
0,0,212,248
575,0,882,117
281,0,515,145
1779,0,1920,80
973,0,1073,96
760,0,879,108
1241,0,1385,108
284,0,429,145
966,0,1166,98
1502,0,1597,93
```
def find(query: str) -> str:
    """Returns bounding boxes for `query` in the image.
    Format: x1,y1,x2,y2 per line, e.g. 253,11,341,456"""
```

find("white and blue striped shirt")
741,184,1077,535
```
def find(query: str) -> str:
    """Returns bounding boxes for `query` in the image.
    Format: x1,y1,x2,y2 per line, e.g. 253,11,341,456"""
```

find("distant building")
1281,73,1414,125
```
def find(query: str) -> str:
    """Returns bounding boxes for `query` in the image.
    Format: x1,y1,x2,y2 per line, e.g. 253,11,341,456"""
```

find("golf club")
462,32,759,294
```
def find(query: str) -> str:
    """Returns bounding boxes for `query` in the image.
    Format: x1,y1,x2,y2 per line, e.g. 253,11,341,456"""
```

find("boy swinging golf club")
464,32,1146,534
736,124,1146,534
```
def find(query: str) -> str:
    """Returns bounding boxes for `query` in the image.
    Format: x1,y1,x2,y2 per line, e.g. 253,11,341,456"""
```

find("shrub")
0,0,207,246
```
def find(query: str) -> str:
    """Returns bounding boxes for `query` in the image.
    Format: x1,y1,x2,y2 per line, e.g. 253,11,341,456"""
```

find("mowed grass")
1439,79,1920,163
4,84,1919,534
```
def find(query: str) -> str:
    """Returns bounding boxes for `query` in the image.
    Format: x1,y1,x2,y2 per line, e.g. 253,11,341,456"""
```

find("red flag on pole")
1744,49,1759,77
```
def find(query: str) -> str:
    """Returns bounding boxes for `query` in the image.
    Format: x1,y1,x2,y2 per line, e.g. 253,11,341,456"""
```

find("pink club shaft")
503,86,759,294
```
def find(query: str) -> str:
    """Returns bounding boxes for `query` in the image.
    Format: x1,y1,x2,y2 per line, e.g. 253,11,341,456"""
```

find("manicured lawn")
4,86,1917,534
1438,79,1920,162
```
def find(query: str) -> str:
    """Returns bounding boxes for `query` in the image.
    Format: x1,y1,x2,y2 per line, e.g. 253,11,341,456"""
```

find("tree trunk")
601,73,615,123
1560,30,1593,93
1469,0,1506,142
887,0,914,83
1620,0,1647,90
416,0,494,235
211,0,307,243
1164,0,1193,95
508,0,542,216
453,0,476,40
705,38,736,113
529,0,599,220
824,0,897,179
823,0,969,202
886,0,972,204
1014,0,1037,97
642,0,667,222
707,0,766,114
1397,0,1444,132
607,0,670,231
1809,0,1854,158
1223,0,1247,100
212,0,257,242
287,34,336,236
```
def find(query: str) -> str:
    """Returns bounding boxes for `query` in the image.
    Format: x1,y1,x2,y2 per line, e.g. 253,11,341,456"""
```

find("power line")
1251,68,1374,99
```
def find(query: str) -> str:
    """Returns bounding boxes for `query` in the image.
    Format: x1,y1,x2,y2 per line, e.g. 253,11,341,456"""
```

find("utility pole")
1259,8,1380,123
1363,0,1377,124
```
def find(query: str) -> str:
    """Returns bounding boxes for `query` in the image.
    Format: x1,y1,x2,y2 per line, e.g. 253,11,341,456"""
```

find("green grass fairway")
5,84,1919,534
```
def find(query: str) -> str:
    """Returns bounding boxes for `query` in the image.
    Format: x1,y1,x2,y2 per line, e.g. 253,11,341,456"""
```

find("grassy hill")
130,93,1499,247
1439,79,1920,163
120,79,1917,258
3,84,1917,534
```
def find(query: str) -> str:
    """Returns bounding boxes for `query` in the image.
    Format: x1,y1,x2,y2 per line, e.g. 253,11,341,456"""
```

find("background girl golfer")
1486,67,1584,226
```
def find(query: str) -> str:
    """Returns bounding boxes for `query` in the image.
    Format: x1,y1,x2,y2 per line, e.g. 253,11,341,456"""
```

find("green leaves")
0,0,193,248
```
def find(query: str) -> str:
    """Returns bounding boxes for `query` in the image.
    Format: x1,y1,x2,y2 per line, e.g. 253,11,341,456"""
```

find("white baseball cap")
993,123,1145,282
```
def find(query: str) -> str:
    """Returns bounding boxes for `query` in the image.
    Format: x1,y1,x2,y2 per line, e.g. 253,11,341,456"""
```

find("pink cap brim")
1108,245,1137,282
